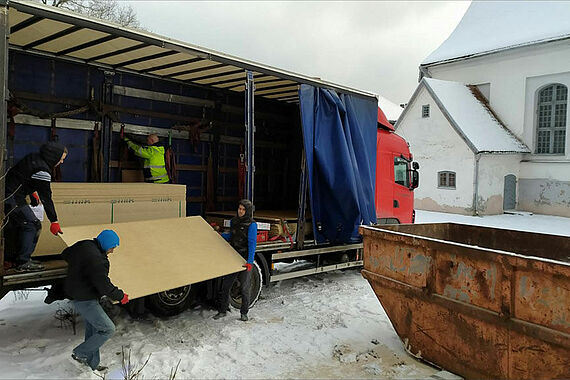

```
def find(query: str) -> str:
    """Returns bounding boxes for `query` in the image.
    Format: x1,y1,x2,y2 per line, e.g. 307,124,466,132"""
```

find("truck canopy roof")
6,0,377,104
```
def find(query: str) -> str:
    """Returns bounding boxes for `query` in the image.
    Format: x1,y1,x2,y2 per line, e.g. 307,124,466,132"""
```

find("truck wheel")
230,261,262,310
146,285,195,317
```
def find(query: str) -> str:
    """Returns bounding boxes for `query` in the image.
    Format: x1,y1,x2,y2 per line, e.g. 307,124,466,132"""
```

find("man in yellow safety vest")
123,134,170,184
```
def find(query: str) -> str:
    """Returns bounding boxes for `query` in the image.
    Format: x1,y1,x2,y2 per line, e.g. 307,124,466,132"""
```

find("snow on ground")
415,210,570,237
0,270,437,379
2,210,569,379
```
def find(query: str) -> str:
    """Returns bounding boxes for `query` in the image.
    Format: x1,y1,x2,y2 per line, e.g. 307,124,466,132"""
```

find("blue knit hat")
96,230,120,252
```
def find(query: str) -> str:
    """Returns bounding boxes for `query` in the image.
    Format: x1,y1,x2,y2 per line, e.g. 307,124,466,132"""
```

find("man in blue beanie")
61,229,129,372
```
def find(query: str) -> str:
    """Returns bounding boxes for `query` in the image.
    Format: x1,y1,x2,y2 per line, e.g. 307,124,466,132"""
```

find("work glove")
120,293,129,305
50,222,63,235
30,192,40,206
243,263,252,272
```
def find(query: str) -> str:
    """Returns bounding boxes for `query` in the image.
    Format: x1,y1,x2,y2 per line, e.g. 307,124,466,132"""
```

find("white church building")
396,1,570,217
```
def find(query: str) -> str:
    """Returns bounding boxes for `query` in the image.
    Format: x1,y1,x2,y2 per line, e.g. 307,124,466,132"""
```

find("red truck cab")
375,107,419,224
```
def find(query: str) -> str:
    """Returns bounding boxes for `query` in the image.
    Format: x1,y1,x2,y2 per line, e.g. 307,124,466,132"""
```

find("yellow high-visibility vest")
125,139,169,183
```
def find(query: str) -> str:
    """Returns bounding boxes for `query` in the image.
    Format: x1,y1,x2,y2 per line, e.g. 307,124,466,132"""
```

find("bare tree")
37,0,141,28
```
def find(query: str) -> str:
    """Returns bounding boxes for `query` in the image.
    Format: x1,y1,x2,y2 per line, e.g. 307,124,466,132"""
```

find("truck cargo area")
1,1,379,316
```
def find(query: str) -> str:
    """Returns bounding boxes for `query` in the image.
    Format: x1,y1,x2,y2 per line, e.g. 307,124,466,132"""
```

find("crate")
257,230,269,242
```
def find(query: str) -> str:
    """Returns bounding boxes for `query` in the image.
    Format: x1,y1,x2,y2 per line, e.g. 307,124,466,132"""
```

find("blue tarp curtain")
299,84,377,244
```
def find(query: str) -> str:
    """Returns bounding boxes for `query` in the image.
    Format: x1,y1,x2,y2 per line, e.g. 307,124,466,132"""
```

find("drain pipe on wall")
472,153,481,215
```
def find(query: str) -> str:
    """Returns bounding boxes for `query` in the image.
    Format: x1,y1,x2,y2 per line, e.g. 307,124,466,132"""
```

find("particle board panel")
112,200,185,223
36,202,113,256
33,183,186,256
58,217,245,300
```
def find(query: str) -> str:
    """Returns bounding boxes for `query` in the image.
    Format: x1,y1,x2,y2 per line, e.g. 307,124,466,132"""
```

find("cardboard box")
34,183,186,256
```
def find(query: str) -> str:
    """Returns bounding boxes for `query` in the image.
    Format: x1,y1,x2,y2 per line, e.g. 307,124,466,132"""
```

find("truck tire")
230,261,262,310
146,285,195,317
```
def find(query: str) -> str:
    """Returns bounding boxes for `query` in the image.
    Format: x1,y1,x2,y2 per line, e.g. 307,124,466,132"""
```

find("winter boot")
240,314,249,321
212,311,226,320
71,353,89,367
15,261,44,272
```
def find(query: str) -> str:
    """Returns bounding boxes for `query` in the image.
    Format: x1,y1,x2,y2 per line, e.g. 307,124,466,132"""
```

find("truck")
0,0,419,317
360,223,570,380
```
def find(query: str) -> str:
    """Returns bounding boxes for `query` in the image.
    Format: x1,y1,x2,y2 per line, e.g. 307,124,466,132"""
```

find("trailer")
0,1,418,316
360,223,570,380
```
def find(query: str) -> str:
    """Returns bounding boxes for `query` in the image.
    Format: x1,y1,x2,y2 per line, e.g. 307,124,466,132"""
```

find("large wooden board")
58,216,244,299
34,182,186,256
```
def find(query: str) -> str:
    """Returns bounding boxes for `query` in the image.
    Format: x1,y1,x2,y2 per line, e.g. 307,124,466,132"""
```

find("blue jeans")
5,198,41,264
72,300,116,370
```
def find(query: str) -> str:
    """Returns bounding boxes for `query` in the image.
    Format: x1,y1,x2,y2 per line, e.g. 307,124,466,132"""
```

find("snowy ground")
1,210,569,379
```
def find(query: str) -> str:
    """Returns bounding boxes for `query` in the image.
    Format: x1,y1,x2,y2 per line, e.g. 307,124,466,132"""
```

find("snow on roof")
377,94,403,121
424,78,530,153
423,1,570,65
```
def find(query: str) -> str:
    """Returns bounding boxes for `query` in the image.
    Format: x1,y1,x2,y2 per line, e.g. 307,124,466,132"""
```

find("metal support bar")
112,85,215,108
12,115,288,149
270,260,363,282
271,243,363,260
0,2,9,277
101,72,114,182
245,70,255,201
296,148,309,250
3,267,68,287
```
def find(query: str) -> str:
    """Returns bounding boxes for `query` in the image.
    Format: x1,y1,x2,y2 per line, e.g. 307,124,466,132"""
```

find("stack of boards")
34,183,186,256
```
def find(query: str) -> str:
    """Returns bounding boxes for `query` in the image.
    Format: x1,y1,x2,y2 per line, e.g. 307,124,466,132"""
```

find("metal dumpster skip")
360,223,570,380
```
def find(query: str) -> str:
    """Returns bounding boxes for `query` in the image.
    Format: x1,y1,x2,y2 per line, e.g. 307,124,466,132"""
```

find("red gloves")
243,263,252,272
120,294,129,305
50,222,63,235
31,192,40,206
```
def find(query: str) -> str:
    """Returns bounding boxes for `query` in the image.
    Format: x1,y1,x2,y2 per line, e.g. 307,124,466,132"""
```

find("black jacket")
5,142,66,222
62,239,124,302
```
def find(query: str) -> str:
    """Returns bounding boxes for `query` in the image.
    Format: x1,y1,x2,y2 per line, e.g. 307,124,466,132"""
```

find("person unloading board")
122,131,170,184
4,142,67,272
62,229,129,373
214,199,257,322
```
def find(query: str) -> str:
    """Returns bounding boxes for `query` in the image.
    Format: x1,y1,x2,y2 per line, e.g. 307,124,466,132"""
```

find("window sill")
437,186,456,190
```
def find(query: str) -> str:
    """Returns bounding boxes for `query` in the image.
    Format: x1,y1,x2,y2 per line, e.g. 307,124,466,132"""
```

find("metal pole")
244,70,255,202
101,71,114,182
0,1,9,275
296,149,308,250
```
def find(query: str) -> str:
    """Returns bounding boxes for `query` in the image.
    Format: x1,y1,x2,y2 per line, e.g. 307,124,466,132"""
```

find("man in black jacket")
62,229,129,372
4,142,67,271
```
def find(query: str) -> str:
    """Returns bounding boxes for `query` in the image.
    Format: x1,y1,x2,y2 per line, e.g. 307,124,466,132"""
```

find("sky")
128,1,471,105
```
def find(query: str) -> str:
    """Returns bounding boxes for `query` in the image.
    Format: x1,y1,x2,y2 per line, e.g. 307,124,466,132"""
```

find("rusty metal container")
360,223,570,380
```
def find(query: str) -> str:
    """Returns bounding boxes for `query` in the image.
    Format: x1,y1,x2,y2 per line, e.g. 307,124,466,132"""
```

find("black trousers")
4,198,42,264
217,270,251,315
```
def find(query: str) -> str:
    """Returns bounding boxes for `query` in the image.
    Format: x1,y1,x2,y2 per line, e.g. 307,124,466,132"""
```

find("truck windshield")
394,157,410,187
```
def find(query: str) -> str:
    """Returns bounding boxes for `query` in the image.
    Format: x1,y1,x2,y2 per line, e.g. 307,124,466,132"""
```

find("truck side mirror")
412,161,419,170
411,170,419,189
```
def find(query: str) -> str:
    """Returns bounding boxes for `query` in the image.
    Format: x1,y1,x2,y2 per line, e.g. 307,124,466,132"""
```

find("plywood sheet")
34,183,186,256
112,201,185,223
37,202,112,256
58,216,244,299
